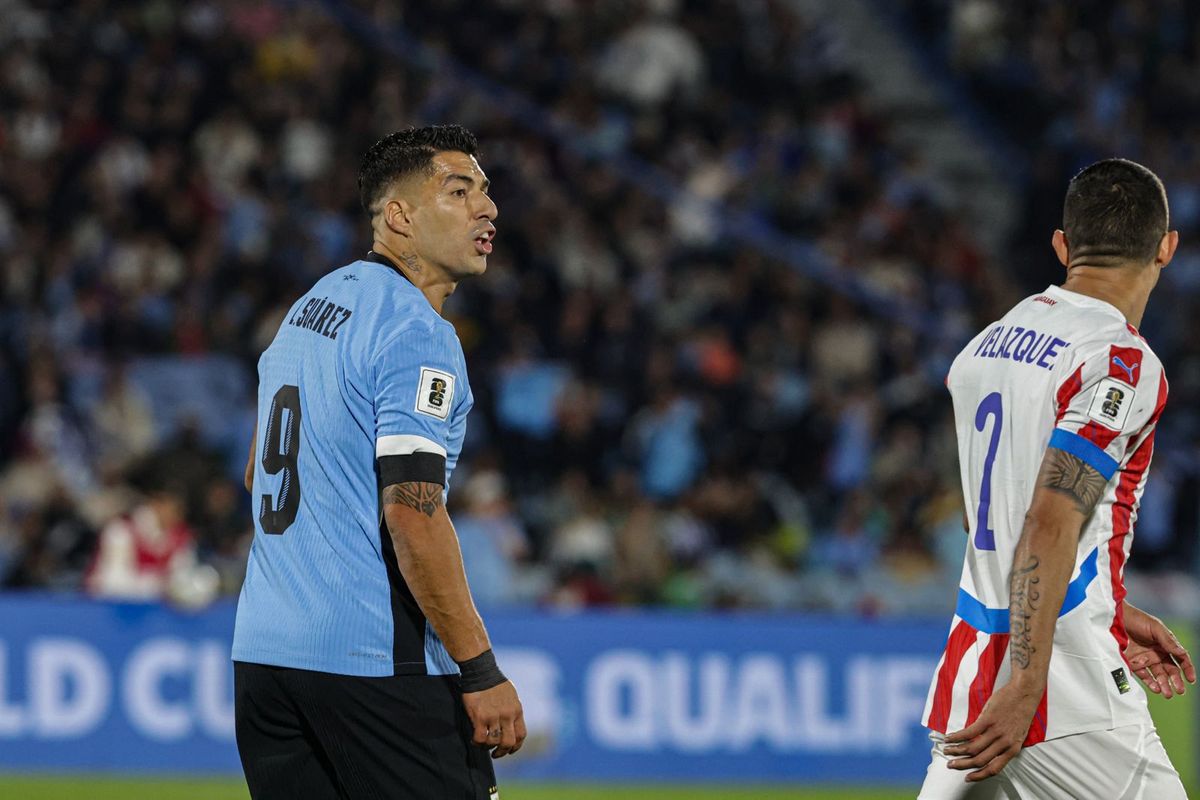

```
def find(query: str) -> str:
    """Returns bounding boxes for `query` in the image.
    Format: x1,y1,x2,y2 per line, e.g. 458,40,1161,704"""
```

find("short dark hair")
1062,158,1168,265
358,124,479,214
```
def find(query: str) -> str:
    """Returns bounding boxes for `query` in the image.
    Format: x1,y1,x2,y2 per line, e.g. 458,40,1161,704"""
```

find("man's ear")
1156,230,1179,267
382,197,415,237
1051,229,1070,268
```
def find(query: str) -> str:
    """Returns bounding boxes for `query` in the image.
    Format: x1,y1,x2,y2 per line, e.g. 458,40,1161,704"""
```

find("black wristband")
457,648,506,693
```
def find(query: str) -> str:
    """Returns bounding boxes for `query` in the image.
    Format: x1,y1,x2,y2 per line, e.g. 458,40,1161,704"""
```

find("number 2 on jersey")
260,384,303,535
974,392,1003,551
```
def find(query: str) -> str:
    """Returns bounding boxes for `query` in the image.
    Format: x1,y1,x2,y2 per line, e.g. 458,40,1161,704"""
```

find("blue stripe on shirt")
1049,428,1119,480
955,547,1099,634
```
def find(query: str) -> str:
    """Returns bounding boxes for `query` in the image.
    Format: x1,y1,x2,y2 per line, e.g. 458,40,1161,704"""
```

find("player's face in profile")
411,151,497,279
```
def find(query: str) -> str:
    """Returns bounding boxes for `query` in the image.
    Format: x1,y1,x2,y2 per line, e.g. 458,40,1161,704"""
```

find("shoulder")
330,263,459,351
371,306,465,387
1059,319,1165,421
377,310,461,355
1069,317,1162,376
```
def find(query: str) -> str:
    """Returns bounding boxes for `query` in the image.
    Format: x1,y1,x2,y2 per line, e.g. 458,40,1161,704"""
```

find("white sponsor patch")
1086,376,1134,430
415,367,454,420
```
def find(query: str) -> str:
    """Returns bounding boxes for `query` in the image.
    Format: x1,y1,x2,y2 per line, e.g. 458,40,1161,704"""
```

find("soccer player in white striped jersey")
918,159,1195,799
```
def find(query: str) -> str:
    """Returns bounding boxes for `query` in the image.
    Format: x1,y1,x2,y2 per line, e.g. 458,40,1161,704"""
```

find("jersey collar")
1044,285,1127,324
365,250,416,286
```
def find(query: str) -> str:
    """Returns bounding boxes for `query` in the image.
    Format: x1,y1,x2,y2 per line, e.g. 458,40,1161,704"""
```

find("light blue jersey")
233,254,472,676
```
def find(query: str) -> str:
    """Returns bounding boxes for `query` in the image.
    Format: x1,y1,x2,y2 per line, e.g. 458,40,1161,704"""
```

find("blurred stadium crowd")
1,0,1197,614
905,0,1200,284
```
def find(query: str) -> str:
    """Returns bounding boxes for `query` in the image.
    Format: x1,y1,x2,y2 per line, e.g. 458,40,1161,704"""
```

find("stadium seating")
0,0,1195,617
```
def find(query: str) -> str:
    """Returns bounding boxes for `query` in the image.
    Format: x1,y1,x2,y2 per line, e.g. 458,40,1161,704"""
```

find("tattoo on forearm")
1009,556,1041,670
383,482,443,518
1039,448,1107,514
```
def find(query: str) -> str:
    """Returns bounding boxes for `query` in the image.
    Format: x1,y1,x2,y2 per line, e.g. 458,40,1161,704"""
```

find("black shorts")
234,661,498,800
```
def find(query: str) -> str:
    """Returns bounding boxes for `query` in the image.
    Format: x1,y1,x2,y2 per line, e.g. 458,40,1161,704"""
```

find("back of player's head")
358,124,479,215
1063,158,1168,266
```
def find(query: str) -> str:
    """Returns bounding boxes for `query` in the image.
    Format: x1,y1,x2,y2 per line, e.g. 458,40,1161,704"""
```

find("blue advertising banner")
0,594,947,783
492,611,944,783
0,594,241,773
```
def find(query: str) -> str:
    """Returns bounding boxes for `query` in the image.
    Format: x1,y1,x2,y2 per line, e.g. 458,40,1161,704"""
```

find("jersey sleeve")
373,321,464,486
1050,338,1167,481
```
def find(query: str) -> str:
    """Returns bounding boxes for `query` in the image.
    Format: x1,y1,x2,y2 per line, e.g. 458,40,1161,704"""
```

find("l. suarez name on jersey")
973,324,1070,370
288,296,353,341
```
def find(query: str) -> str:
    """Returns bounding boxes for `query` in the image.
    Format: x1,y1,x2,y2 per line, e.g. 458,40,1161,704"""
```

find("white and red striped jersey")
923,285,1168,745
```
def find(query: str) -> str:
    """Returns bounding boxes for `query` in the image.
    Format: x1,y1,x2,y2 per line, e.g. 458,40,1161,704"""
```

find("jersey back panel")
233,258,472,677
923,285,1167,742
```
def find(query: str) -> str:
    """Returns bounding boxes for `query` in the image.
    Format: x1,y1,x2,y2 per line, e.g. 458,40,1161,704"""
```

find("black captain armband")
378,453,447,488
457,649,507,693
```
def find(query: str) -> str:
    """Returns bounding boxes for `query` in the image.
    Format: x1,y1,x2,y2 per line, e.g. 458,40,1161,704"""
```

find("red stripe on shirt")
1152,370,1169,420
1055,364,1085,424
927,620,978,733
1079,420,1122,450
1108,376,1166,654
1107,445,1145,654
966,633,1009,726
1022,689,1049,746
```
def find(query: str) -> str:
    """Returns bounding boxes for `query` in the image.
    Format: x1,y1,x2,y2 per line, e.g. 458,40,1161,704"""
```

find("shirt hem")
231,647,429,677
924,706,1153,746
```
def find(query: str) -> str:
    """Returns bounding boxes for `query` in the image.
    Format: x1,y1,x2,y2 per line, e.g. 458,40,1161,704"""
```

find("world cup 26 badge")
415,367,455,420
1086,376,1135,430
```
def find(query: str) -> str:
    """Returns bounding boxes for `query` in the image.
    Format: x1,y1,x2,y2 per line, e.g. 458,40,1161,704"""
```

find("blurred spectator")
597,2,705,107
629,389,705,500
85,468,197,600
454,469,534,607
89,361,158,475
546,471,615,573
810,490,883,578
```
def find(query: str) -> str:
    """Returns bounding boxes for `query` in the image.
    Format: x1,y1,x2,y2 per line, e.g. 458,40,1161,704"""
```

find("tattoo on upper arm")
1009,556,1041,670
1038,447,1107,514
383,482,443,518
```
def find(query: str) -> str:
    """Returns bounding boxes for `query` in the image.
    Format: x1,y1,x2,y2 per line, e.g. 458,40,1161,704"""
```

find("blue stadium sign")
0,595,944,783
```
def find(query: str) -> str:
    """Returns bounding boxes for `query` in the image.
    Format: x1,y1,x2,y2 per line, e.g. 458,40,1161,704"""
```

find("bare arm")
383,481,525,757
1007,447,1107,684
382,481,490,660
244,423,257,493
946,446,1107,780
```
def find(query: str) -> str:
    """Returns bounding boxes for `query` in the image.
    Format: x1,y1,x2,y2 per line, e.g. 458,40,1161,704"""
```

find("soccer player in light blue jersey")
233,125,522,800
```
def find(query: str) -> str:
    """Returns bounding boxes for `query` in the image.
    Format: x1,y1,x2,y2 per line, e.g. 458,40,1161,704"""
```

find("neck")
370,241,458,315
1060,263,1154,328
